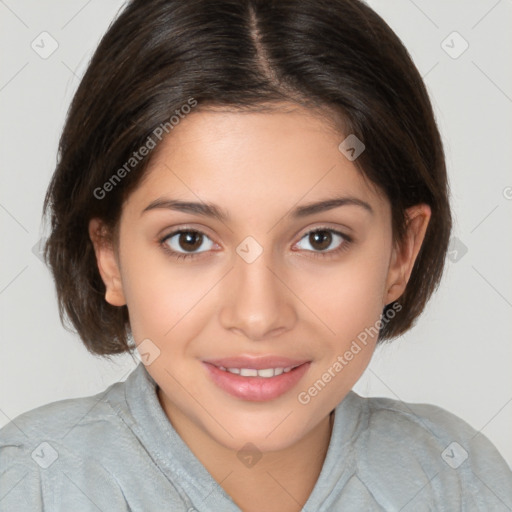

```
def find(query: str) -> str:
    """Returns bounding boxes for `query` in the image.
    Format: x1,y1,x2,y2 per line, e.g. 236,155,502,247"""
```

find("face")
90,103,429,454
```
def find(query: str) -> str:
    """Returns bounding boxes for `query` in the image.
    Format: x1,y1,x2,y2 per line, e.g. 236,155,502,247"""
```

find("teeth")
256,368,274,378
240,368,259,377
220,366,297,377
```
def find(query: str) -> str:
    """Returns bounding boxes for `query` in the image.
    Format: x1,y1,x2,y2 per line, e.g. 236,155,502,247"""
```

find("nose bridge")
219,241,296,340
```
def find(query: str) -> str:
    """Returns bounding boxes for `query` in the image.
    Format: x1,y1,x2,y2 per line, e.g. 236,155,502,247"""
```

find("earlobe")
384,204,431,306
88,218,126,307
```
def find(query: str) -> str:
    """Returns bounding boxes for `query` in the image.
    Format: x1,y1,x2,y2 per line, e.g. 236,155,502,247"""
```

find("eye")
295,228,351,256
159,226,352,262
160,229,215,260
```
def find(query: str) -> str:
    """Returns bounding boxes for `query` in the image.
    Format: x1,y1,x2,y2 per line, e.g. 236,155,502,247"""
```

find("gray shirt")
1,363,511,511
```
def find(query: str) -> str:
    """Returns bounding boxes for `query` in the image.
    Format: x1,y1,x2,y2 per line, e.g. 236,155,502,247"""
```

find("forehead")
123,105,389,225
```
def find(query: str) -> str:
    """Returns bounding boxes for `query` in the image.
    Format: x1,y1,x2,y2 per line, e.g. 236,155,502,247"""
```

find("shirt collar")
117,362,366,510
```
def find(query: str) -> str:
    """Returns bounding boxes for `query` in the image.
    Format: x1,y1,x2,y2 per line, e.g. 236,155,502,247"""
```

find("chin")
200,411,309,453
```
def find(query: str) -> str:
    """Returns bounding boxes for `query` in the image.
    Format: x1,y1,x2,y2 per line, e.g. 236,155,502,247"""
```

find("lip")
202,360,311,402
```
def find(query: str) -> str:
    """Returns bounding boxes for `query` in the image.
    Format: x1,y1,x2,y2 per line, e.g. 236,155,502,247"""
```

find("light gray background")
1,0,511,468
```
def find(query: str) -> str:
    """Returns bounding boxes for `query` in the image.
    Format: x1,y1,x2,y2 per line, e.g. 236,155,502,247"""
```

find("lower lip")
203,362,311,402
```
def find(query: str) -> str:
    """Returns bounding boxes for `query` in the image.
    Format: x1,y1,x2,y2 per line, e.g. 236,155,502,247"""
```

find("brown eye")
295,228,349,254
309,230,332,251
178,231,203,251
162,230,214,255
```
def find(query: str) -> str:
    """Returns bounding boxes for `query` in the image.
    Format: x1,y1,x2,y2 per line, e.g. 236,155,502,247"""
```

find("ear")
88,218,126,307
384,204,431,306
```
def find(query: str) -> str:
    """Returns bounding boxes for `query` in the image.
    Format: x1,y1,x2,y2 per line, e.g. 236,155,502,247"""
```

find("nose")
219,249,297,342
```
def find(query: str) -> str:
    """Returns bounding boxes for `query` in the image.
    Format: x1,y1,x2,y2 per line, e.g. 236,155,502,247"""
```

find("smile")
217,365,300,377
203,361,311,401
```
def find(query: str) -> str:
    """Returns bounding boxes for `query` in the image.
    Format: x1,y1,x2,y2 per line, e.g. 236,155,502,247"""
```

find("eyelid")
293,222,353,243
159,223,218,242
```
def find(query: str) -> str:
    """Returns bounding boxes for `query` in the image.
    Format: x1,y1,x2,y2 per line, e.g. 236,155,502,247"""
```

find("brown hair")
43,0,451,356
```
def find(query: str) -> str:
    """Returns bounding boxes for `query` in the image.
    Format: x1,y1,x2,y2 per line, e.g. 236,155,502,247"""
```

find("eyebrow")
140,196,374,221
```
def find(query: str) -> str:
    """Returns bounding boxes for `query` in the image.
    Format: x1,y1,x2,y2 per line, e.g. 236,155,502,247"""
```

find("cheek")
299,249,390,341
120,246,222,354
294,248,390,408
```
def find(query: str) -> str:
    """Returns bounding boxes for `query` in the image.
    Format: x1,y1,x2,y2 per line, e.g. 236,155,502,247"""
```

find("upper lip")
203,356,310,370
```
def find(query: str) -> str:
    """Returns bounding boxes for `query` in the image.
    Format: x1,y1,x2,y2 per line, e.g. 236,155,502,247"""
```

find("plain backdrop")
1,0,511,468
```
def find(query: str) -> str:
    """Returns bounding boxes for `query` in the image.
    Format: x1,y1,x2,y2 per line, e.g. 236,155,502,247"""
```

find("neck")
158,388,335,512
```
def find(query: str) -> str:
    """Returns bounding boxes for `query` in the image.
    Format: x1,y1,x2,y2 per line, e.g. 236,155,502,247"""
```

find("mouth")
202,358,311,402
215,364,302,377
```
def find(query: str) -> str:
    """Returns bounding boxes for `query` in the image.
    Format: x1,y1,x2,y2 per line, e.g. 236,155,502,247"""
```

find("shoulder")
348,392,512,510
0,382,131,511
0,370,191,511
0,379,126,452
360,393,482,448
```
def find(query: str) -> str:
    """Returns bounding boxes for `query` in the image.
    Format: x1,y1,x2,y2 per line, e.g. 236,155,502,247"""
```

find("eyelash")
159,226,353,262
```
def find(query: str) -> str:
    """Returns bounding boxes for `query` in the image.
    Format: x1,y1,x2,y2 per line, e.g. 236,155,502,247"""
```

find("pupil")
310,230,331,251
179,231,202,251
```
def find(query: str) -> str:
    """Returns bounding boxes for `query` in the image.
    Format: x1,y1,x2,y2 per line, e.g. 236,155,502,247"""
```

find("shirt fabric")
1,362,511,511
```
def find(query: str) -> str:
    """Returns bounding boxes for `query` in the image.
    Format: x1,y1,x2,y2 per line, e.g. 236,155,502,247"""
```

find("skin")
89,103,430,512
